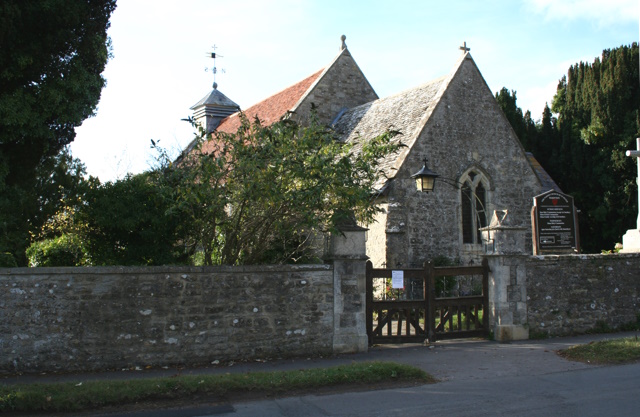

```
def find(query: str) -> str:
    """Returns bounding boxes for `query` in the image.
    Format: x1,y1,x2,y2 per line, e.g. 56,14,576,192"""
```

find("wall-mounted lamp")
411,158,440,193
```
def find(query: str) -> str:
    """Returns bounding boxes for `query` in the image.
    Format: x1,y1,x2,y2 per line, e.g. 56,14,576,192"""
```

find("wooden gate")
366,259,489,344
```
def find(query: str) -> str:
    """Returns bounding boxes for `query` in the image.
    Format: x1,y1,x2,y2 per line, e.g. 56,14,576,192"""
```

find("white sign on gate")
391,270,404,289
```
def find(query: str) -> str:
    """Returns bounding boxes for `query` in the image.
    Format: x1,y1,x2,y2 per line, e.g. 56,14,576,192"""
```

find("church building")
189,36,558,267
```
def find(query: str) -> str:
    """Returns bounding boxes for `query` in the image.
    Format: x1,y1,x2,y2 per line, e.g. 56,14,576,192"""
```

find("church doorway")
365,259,489,344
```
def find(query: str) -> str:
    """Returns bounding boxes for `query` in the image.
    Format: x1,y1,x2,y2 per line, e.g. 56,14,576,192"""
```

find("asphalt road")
228,363,640,417
12,332,640,417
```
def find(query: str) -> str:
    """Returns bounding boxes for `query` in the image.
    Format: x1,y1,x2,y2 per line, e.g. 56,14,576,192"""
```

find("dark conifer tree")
497,43,639,252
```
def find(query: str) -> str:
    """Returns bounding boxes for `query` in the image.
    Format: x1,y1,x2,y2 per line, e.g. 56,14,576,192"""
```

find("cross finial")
459,41,470,53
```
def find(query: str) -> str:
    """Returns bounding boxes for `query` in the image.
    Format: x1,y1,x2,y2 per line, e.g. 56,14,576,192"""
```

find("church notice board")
532,190,580,254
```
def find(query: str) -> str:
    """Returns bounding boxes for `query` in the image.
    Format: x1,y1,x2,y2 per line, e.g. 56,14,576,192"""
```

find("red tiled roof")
216,69,323,135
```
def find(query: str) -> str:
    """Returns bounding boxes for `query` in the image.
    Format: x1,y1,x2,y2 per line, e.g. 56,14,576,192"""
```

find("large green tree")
550,44,639,252
155,113,403,266
496,43,639,252
0,0,116,264
76,113,402,267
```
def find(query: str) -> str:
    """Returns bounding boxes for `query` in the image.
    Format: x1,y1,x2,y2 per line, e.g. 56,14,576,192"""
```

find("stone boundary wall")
1,264,339,374
487,253,640,340
525,254,640,337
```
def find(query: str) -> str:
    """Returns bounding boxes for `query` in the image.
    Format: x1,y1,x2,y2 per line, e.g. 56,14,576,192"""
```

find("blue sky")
71,0,639,182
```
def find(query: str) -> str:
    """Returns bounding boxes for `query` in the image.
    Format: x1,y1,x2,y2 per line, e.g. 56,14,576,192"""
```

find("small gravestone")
531,190,580,254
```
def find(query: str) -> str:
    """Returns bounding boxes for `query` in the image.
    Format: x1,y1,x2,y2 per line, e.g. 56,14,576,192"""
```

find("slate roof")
190,85,239,110
526,152,562,193
333,76,449,189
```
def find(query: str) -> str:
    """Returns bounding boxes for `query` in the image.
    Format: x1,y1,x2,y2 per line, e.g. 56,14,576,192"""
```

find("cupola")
190,81,239,133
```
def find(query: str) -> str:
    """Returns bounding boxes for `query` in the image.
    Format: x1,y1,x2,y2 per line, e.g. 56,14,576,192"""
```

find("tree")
1,147,93,265
497,43,640,252
495,88,528,149
0,0,116,264
549,44,639,252
157,112,403,265
79,172,186,266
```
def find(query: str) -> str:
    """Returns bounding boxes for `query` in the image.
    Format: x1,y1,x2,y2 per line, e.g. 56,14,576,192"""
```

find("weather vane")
204,44,225,88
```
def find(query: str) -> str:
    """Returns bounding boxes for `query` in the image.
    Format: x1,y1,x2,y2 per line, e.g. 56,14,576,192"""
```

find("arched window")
460,171,488,244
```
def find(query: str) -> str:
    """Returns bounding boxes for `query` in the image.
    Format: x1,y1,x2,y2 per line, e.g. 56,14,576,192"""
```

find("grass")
0,361,435,414
435,308,484,332
558,336,640,364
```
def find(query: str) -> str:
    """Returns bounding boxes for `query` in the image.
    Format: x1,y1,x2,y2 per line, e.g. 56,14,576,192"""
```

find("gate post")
486,255,529,341
324,224,369,354
425,261,436,343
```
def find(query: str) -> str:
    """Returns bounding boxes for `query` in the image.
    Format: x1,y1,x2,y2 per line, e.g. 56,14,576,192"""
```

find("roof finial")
459,41,470,53
340,34,347,51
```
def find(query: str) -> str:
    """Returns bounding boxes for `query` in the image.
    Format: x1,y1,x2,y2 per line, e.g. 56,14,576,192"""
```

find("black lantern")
411,158,440,192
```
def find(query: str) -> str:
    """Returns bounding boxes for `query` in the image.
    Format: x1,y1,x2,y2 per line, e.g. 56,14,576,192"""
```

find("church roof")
526,152,563,193
333,76,448,189
199,69,323,155
332,51,472,191
215,70,324,134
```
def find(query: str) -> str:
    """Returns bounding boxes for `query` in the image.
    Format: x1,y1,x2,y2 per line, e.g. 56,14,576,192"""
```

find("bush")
432,255,460,297
80,173,185,266
26,234,87,267
0,252,17,267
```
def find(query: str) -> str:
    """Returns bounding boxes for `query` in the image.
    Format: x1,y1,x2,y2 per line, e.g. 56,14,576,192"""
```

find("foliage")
432,255,460,297
495,88,529,149
0,252,17,267
496,43,640,252
156,112,403,265
0,0,116,184
0,147,94,265
79,172,186,266
0,362,434,413
0,1,116,264
26,233,87,267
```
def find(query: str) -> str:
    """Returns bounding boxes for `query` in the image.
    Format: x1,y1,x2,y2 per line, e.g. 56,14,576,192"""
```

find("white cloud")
525,0,639,25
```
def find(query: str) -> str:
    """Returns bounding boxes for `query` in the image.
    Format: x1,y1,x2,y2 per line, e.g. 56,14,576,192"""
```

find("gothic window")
461,171,488,244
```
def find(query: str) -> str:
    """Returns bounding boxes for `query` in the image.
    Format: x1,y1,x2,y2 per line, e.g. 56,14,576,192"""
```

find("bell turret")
190,81,239,133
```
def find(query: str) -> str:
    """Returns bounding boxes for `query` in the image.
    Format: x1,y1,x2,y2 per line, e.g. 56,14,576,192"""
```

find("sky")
70,0,639,182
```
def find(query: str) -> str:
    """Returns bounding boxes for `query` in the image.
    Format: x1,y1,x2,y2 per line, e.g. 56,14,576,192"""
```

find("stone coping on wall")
483,252,640,261
527,252,640,261
0,263,333,276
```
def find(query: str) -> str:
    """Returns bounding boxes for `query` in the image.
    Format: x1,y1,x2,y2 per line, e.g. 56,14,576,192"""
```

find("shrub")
432,255,460,297
26,234,87,267
0,252,17,267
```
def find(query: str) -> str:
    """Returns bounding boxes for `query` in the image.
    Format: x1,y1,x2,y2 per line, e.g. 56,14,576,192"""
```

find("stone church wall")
384,55,542,267
296,50,378,126
365,203,389,268
1,264,345,374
